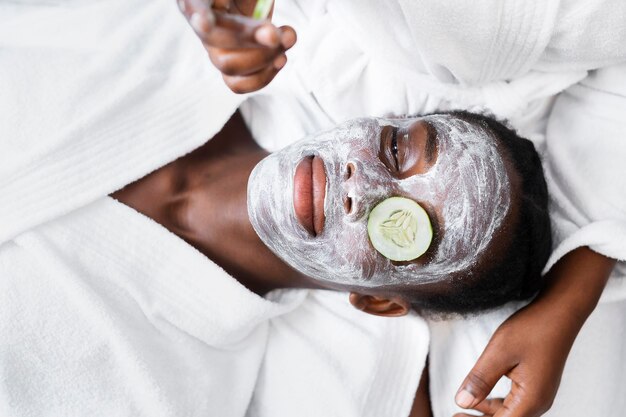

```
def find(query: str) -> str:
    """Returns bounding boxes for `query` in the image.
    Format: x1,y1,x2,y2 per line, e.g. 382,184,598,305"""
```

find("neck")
113,112,323,295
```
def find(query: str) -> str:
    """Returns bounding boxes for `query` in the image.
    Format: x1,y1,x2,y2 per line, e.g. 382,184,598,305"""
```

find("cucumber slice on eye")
252,0,273,19
367,197,433,262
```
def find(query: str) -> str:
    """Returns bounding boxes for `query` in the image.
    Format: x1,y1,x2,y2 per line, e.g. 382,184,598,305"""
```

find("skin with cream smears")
247,115,511,287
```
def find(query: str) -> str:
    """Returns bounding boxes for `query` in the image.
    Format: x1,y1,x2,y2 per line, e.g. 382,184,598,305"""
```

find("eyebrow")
424,122,438,164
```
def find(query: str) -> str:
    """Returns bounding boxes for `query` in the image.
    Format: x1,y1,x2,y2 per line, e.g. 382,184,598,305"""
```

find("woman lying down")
113,109,551,413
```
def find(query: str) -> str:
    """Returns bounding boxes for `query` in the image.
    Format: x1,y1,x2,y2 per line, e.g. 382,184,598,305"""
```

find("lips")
293,156,327,236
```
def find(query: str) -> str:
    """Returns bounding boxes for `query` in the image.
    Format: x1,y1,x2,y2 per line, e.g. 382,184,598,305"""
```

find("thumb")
456,342,516,409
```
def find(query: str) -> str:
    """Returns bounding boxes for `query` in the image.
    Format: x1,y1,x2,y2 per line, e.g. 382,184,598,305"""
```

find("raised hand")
177,0,296,93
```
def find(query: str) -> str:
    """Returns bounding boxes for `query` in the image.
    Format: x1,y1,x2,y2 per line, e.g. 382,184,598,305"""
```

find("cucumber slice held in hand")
252,0,274,20
367,197,433,262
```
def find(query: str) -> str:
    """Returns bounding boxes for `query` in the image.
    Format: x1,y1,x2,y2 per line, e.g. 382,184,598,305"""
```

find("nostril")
345,162,355,180
343,195,353,214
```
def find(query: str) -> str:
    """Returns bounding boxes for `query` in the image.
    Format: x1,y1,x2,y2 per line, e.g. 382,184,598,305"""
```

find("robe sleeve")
544,63,626,271
0,0,243,244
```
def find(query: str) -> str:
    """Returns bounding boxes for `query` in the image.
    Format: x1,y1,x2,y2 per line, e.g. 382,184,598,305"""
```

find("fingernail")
273,54,287,70
455,390,476,408
281,31,296,49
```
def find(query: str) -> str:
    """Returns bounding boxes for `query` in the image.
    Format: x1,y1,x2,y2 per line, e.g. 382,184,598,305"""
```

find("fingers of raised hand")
222,63,282,93
206,23,295,93
207,24,294,74
178,0,294,50
202,19,294,50
209,46,284,76
277,25,297,49
190,13,260,48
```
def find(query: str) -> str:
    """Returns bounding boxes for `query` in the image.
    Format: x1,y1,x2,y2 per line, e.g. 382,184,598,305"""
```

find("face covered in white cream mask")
247,114,512,288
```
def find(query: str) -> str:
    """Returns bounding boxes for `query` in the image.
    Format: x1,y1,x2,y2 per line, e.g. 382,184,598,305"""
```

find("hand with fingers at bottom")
177,0,297,93
454,247,616,417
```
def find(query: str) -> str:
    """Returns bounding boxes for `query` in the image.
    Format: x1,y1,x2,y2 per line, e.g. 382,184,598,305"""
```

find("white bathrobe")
2,0,625,416
0,196,429,417
0,1,430,416
0,0,239,245
240,1,626,416
244,0,626,151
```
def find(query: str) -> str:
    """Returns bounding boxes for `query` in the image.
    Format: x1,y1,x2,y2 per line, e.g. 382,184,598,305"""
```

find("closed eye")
391,126,399,170
424,122,438,164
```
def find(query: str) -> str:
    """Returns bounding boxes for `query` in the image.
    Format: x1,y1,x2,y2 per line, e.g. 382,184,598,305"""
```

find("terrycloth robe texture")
0,0,430,416
247,290,429,417
0,198,305,417
0,0,242,244
244,0,626,152
0,197,429,417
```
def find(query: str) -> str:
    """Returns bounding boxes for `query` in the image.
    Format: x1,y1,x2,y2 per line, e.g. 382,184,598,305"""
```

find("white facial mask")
247,115,511,287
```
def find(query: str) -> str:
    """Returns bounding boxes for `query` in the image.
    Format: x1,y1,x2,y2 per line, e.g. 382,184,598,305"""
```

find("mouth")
293,155,327,236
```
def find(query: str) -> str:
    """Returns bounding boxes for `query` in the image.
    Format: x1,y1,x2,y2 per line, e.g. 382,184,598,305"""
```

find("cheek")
331,220,387,277
346,147,385,175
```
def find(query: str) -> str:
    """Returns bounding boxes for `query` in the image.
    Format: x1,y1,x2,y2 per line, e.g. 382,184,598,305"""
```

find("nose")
344,162,355,180
341,159,390,222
